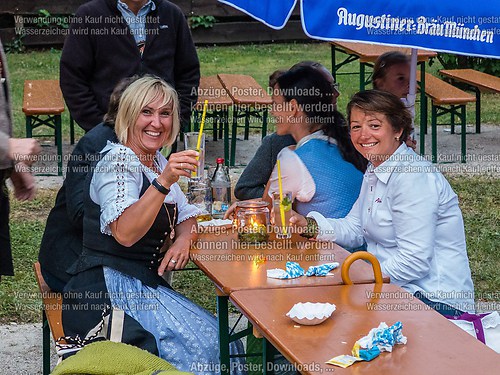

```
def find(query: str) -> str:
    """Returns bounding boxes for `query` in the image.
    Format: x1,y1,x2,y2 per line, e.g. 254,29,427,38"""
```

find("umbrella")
218,0,499,151
217,1,499,58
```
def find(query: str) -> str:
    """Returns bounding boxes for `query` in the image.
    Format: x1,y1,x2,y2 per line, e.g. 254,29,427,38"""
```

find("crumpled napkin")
267,261,304,279
305,262,340,276
326,322,407,368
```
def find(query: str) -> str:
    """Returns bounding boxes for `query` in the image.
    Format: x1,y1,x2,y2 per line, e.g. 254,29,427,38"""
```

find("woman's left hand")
158,237,190,275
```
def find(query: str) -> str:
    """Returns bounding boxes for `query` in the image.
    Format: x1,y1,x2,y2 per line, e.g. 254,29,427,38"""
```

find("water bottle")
210,158,231,219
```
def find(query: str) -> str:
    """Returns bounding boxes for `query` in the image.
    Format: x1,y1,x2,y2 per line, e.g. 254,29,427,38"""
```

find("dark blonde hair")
114,75,180,147
347,90,413,143
103,75,139,125
372,51,410,89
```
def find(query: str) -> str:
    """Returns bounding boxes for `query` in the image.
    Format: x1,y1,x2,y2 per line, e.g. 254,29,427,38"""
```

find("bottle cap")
216,158,224,164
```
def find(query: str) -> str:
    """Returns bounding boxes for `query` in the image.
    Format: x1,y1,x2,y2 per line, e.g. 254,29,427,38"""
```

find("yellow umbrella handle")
341,251,384,285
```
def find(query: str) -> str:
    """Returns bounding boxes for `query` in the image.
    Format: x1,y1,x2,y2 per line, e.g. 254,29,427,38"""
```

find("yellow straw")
193,100,208,177
196,100,208,150
276,160,288,236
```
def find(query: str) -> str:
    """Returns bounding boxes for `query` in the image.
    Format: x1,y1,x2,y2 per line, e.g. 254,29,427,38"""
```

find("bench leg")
223,110,230,167
431,104,437,163
461,105,467,163
55,115,63,176
451,109,455,134
230,107,239,167
42,310,51,375
244,111,250,140
475,88,481,134
26,116,33,138
261,108,268,139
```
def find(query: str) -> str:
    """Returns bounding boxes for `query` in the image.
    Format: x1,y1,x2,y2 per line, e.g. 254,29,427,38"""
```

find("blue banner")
218,0,500,58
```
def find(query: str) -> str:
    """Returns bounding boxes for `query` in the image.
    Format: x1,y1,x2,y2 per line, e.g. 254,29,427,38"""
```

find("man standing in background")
0,38,40,281
60,0,199,137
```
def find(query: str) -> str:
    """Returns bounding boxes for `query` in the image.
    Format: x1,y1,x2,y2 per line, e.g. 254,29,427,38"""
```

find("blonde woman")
61,76,244,373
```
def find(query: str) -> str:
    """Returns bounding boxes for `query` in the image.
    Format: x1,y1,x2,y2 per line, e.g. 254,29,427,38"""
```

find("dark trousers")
0,170,13,276
414,291,464,317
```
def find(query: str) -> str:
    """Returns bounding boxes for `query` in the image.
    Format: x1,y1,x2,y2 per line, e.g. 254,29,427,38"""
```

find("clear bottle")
210,158,231,219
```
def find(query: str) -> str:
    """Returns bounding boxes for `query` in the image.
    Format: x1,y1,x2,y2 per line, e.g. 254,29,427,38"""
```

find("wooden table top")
230,284,500,375
22,80,65,115
332,41,437,63
217,74,272,106
440,69,500,94
190,231,389,295
194,75,234,110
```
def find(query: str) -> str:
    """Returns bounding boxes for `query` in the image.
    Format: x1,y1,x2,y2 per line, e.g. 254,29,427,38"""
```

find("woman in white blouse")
291,90,475,316
61,76,244,373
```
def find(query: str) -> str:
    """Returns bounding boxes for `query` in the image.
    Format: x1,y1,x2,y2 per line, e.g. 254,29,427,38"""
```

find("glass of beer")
272,191,292,239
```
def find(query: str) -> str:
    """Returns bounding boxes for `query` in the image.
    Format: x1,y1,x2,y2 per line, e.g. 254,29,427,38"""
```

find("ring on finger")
180,162,184,169
171,259,177,264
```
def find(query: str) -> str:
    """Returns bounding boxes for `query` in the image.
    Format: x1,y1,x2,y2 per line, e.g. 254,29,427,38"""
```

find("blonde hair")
114,75,180,147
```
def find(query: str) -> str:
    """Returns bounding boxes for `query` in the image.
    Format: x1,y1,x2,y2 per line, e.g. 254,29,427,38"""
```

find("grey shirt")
0,39,13,170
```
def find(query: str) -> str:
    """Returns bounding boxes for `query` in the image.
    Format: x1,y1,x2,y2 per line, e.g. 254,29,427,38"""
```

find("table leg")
217,295,230,375
431,104,437,163
331,45,337,82
461,105,467,163
420,97,427,157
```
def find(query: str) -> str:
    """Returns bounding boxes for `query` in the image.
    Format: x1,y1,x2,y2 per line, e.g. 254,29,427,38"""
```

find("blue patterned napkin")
305,262,340,276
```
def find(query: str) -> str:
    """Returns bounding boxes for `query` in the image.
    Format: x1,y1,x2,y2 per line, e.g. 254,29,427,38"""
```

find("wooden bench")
417,72,476,163
33,262,64,375
22,80,75,176
440,69,500,134
217,74,272,166
191,76,234,165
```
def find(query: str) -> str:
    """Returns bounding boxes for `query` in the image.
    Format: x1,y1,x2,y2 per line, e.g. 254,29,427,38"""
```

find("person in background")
264,65,366,218
372,51,417,149
372,51,411,99
291,90,474,316
0,38,40,282
61,76,245,372
38,76,137,292
60,0,199,139
234,61,340,200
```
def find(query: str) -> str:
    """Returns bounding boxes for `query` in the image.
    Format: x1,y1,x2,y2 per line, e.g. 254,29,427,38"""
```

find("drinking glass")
272,191,292,239
187,180,212,222
183,132,205,179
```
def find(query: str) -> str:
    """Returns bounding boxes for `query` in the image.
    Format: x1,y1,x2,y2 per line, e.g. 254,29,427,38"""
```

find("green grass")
7,43,500,140
1,177,498,323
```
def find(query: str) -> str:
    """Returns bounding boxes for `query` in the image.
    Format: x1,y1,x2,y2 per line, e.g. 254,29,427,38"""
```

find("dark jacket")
234,133,296,200
60,0,199,131
38,123,117,291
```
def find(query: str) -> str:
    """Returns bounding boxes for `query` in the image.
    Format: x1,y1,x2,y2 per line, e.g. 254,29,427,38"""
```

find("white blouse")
90,141,199,235
309,144,475,311
268,131,336,201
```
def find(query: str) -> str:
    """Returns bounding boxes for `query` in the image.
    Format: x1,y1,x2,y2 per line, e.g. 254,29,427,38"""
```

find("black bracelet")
300,217,319,239
151,178,170,195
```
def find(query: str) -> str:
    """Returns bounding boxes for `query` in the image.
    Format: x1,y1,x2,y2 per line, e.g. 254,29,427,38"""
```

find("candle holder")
234,201,270,243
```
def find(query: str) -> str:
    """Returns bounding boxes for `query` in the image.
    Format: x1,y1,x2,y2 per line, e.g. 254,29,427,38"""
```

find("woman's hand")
289,211,307,229
157,237,190,275
157,217,197,276
157,150,199,188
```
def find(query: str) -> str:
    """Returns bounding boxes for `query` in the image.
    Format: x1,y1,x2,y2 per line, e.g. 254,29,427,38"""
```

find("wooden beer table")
230,283,500,374
190,230,389,374
439,69,500,133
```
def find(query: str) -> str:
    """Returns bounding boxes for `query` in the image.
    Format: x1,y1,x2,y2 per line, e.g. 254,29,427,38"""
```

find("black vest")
69,172,177,288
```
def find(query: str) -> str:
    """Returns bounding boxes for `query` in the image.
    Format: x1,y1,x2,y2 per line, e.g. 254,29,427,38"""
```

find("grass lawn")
1,43,499,323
